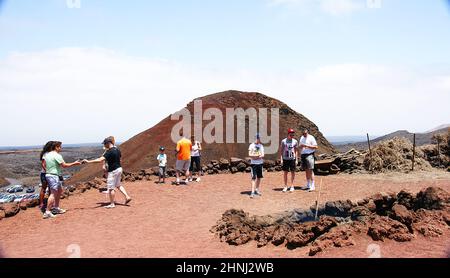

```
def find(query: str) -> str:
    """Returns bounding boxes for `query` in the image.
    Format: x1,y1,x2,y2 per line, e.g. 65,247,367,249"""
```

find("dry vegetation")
364,137,432,173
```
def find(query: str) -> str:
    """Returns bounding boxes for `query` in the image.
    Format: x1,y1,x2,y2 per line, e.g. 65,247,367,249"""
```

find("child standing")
248,133,265,198
157,147,167,184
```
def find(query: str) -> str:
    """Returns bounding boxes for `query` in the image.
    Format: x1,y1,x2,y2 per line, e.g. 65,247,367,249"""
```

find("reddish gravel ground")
0,171,449,258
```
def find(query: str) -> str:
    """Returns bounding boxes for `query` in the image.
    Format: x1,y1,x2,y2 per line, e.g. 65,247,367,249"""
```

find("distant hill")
326,135,371,145
425,124,450,133
336,127,450,153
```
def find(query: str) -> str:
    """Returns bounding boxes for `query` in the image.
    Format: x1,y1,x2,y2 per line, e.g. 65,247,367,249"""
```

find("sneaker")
43,211,56,219
301,184,310,190
255,189,262,196
250,192,255,198
52,208,66,214
105,204,116,209
187,178,193,182
282,187,288,193
309,184,315,192
289,186,295,193
196,177,201,182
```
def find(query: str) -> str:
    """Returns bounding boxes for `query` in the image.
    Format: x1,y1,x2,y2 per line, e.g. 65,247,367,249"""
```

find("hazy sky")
0,0,449,146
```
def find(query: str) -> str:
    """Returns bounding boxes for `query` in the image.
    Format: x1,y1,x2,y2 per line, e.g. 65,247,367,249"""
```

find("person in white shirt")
248,133,265,198
280,128,299,193
188,136,203,182
299,129,318,192
157,146,167,184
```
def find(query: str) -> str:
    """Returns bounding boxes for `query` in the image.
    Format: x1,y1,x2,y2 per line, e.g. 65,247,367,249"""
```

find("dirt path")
0,171,449,258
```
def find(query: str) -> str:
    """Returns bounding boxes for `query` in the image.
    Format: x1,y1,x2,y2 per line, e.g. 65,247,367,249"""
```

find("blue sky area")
0,0,449,146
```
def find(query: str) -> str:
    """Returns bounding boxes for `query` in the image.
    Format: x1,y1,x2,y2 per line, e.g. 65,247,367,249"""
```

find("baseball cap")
255,133,261,139
288,128,295,134
159,146,165,151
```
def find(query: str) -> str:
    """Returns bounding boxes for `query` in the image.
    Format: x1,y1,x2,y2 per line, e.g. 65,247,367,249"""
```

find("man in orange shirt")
175,131,192,185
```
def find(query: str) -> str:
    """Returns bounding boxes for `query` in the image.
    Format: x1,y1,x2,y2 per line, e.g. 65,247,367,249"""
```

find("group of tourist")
39,141,82,219
159,128,317,198
248,128,318,198
157,131,203,185
37,128,317,219
39,137,132,219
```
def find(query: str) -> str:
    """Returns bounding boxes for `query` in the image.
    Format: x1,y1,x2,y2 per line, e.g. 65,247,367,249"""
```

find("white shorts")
107,167,123,190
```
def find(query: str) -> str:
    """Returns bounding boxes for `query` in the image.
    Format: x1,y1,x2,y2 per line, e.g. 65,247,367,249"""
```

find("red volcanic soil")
0,171,449,258
70,90,336,183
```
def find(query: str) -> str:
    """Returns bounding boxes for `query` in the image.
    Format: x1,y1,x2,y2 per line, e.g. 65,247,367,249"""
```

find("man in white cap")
299,129,318,192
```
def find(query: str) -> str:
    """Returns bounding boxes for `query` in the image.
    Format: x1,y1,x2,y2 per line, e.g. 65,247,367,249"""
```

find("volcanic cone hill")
71,90,335,183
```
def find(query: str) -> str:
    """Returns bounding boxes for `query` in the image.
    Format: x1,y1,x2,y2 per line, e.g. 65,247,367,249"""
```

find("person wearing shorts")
101,136,117,178
299,129,318,192
83,137,132,208
43,141,81,219
188,136,203,182
280,129,299,193
175,132,192,185
248,133,265,198
157,146,167,184
39,141,55,212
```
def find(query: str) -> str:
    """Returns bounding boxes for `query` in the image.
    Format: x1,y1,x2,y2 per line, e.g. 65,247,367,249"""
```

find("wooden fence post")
412,133,416,171
367,133,372,172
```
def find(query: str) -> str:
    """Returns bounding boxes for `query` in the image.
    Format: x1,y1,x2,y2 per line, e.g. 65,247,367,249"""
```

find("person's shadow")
171,181,188,186
69,202,130,211
94,202,130,208
240,191,253,196
272,186,305,192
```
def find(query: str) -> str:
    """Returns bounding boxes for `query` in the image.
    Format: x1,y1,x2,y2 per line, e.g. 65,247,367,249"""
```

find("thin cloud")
320,0,362,15
267,0,364,16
